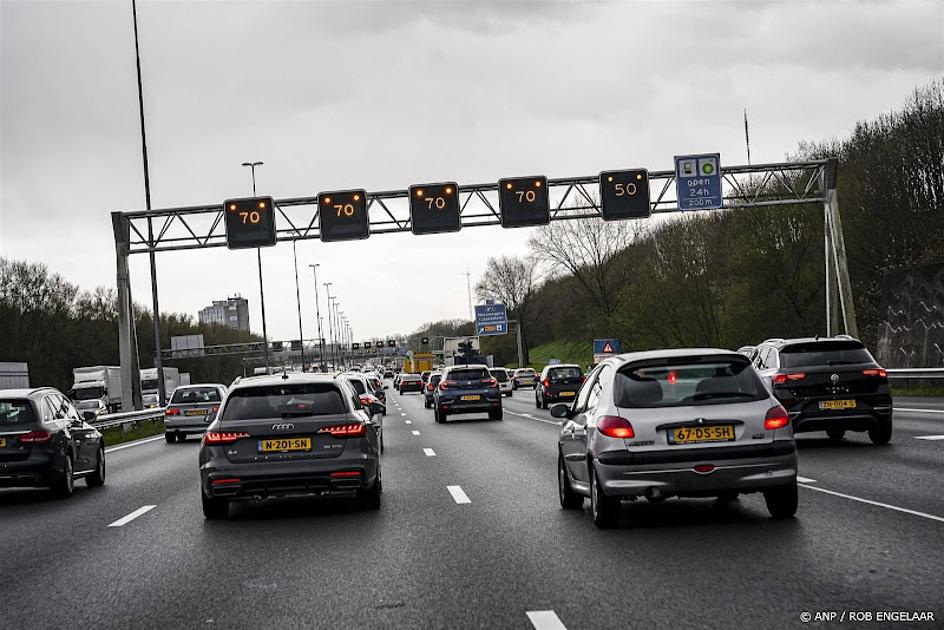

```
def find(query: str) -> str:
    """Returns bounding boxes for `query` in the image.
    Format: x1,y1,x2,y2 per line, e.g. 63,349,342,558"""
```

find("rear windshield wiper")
826,360,855,365
691,392,757,401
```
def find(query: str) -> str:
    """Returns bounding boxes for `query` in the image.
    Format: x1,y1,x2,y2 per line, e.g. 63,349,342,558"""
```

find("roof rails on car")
761,338,785,344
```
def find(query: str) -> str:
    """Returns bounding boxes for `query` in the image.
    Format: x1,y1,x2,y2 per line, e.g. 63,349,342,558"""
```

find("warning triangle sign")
602,342,615,353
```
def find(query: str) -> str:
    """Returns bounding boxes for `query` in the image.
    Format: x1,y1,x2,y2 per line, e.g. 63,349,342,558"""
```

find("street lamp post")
241,160,269,372
291,240,305,371
324,285,334,368
308,264,324,370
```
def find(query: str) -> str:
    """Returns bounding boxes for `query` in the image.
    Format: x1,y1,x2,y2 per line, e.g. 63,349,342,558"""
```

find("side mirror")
81,411,95,422
383,385,389,390
549,404,571,419
368,402,385,416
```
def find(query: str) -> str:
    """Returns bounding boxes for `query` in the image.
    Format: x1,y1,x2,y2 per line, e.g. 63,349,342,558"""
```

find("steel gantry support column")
823,158,858,338
112,213,141,411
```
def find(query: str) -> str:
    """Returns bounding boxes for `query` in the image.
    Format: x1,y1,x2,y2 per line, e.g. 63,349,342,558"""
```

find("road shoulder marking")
527,611,568,630
914,435,944,440
108,505,156,527
796,476,817,483
411,430,421,436
505,410,562,426
799,485,944,523
105,435,166,453
896,407,944,414
447,485,471,504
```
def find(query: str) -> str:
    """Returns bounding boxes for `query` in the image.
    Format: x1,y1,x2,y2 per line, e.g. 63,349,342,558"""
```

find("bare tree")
527,216,643,319
475,255,539,363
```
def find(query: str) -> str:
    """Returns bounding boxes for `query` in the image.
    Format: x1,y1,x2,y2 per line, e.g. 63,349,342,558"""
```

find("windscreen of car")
448,368,490,380
548,367,582,380
779,341,874,368
76,400,101,409
221,383,347,420
171,387,221,404
141,379,159,391
0,400,37,426
614,358,767,408
490,369,509,382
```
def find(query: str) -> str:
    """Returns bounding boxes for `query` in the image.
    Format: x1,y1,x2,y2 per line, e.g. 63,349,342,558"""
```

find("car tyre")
534,394,541,409
86,446,106,487
202,491,229,519
558,454,583,510
826,428,845,442
434,407,446,424
868,418,892,445
590,464,619,528
764,481,798,519
51,454,74,499
489,408,503,421
165,432,177,444
358,471,382,510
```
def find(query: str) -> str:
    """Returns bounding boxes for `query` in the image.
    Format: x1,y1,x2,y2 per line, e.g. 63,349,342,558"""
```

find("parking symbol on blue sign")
675,153,722,211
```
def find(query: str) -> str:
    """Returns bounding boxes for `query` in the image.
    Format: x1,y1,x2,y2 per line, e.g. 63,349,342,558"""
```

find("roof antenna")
281,366,289,380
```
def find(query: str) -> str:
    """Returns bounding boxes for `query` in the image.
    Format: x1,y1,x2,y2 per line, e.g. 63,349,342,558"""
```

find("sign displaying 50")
599,169,650,220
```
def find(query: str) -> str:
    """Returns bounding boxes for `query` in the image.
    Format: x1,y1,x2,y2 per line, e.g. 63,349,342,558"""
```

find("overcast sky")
2,0,942,344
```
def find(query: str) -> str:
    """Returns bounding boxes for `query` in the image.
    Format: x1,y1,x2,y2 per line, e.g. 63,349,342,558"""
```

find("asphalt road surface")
1,389,941,629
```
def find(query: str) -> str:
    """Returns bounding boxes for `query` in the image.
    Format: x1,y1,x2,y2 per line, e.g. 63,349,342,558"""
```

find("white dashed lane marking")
506,410,562,426
447,485,471,504
896,407,944,414
527,610,568,630
799,485,944,523
423,448,436,457
411,430,421,436
796,476,817,484
405,420,412,424
108,505,156,527
914,435,944,440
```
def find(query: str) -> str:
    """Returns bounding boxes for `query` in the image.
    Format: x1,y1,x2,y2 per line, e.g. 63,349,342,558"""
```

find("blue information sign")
674,153,722,211
475,303,508,336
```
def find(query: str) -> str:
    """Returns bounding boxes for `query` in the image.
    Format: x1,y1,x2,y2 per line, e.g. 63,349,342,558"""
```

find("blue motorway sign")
674,153,722,210
593,339,621,354
475,303,508,336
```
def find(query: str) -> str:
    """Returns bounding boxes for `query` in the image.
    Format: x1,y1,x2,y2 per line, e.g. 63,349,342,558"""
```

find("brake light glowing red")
862,368,887,378
358,394,377,407
772,373,806,385
165,408,180,416
482,378,498,387
542,378,550,390
597,416,635,439
18,430,53,445
667,371,677,385
203,431,250,445
210,406,220,413
211,477,241,485
764,405,790,430
440,381,455,390
693,464,715,474
319,422,367,437
330,471,362,478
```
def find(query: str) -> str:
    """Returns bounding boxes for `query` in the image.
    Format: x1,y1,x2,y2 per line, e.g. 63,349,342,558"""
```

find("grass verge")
891,386,944,398
101,417,165,447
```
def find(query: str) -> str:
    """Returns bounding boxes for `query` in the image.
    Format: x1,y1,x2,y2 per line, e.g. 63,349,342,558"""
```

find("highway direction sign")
674,153,722,210
318,189,369,242
475,303,508,336
410,182,461,235
498,176,549,227
599,169,650,219
223,196,277,249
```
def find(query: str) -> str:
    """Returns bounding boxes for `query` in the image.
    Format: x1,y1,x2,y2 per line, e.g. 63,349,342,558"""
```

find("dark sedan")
398,374,424,394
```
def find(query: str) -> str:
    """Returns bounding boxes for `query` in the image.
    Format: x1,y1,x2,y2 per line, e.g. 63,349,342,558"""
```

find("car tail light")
18,430,53,445
319,422,367,437
597,416,635,439
765,405,790,430
440,381,455,391
427,383,433,391
359,394,377,407
542,378,550,389
330,471,361,478
165,408,180,416
772,373,806,385
481,378,497,387
203,431,250,445
862,368,887,378
667,371,677,385
211,477,241,485
581,375,587,383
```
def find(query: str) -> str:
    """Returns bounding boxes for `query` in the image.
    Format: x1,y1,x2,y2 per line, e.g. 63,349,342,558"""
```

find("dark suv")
751,336,893,444
433,365,502,423
0,388,105,497
424,372,442,408
535,364,585,409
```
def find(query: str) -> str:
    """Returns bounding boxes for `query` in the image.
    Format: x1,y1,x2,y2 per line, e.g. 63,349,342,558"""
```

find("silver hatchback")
553,348,798,528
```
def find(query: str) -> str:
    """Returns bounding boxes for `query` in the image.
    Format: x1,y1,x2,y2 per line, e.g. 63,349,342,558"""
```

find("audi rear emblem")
830,373,840,383
271,423,295,431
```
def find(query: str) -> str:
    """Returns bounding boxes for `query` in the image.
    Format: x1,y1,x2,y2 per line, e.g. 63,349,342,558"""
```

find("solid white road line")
526,611,568,630
796,476,817,484
799,484,944,523
104,435,166,453
108,505,156,527
506,411,562,426
412,430,421,436
447,485,471,504
424,448,436,457
896,407,944,414
914,435,944,440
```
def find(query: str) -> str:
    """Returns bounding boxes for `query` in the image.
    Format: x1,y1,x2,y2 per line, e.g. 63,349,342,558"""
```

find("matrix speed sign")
318,189,369,242
498,176,549,228
409,182,461,235
223,196,277,249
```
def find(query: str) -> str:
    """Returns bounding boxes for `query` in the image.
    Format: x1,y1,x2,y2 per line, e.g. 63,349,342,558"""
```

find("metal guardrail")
89,407,165,430
886,368,944,379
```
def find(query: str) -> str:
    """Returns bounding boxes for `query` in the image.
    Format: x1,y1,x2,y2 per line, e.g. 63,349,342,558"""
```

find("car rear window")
448,368,489,380
171,387,221,404
0,400,36,426
402,375,421,381
779,341,874,368
614,357,767,408
548,367,582,380
345,378,367,395
490,369,509,382
430,373,442,385
221,383,347,420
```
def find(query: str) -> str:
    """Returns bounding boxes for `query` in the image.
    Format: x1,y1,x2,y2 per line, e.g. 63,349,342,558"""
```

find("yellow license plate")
0,437,5,448
259,437,312,452
819,399,856,410
671,425,735,444
461,395,481,401
560,391,576,397
185,409,207,416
